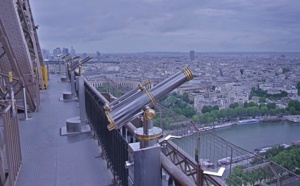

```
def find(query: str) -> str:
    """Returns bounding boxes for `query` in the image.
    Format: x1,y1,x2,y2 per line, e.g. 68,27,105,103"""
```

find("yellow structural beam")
39,66,48,89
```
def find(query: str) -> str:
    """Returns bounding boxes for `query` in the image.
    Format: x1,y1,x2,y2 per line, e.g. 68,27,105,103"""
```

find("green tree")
183,106,196,118
260,106,268,115
207,116,214,123
269,109,278,116
251,87,267,97
226,166,246,186
210,110,219,120
201,113,210,123
288,100,300,111
270,147,300,172
234,106,245,117
163,95,177,106
176,101,187,109
227,108,235,117
253,106,259,116
192,115,200,122
229,102,239,109
202,105,213,113
219,109,227,119
182,93,189,103
288,107,297,115
266,102,276,110
244,102,258,108
259,97,266,103
213,105,219,111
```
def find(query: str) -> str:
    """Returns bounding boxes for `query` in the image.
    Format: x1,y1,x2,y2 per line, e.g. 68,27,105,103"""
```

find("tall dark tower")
190,50,195,61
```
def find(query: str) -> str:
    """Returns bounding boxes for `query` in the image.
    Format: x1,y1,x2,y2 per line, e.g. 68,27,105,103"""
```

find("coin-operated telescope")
65,55,80,63
105,67,194,131
106,67,193,186
70,56,93,75
61,53,70,60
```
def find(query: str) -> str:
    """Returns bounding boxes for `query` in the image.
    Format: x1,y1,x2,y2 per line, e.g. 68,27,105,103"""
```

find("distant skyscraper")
190,50,195,61
96,51,101,59
53,47,62,57
70,46,75,56
42,49,49,59
62,48,69,55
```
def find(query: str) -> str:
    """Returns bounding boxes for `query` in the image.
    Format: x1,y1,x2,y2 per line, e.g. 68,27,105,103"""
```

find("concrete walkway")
16,74,114,186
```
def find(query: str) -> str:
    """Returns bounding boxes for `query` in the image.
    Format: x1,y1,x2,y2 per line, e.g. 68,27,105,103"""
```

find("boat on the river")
237,119,260,125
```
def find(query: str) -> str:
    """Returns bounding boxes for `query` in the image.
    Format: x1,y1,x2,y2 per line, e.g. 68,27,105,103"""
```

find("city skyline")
30,0,300,53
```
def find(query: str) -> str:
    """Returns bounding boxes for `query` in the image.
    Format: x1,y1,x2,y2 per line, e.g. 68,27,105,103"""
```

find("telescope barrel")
61,53,70,59
66,55,80,62
70,56,92,71
106,67,193,131
80,56,93,64
108,80,151,110
70,60,80,70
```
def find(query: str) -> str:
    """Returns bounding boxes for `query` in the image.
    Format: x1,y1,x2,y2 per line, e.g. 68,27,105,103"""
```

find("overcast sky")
30,0,300,53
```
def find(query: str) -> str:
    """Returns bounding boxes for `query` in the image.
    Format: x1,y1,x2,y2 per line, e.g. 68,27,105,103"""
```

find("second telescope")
105,67,194,131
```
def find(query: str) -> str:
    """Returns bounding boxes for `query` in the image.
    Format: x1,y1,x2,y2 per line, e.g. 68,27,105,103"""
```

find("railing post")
66,63,70,81
58,59,62,73
78,76,86,123
126,106,162,186
195,130,204,186
70,71,76,96
21,84,32,120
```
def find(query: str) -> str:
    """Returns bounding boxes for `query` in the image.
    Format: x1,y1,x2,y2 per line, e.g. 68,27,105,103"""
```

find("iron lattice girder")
16,0,44,87
165,142,197,182
0,51,5,59
161,140,222,186
0,22,36,111
0,0,42,111
243,161,300,185
243,162,271,173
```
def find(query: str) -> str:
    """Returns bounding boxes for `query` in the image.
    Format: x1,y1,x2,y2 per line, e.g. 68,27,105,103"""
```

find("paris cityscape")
43,47,300,118
42,46,300,184
1,0,300,185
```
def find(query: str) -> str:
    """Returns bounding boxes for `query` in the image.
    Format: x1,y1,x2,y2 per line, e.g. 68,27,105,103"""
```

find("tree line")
153,93,196,128
154,92,300,127
97,84,300,127
193,100,300,125
226,146,300,185
250,87,288,100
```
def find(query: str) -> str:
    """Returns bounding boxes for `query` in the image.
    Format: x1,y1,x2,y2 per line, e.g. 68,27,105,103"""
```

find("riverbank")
164,115,300,138
258,115,300,122
175,120,300,153
202,114,300,131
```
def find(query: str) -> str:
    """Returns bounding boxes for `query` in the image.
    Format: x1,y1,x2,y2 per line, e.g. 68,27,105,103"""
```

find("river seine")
207,121,300,151
172,121,300,163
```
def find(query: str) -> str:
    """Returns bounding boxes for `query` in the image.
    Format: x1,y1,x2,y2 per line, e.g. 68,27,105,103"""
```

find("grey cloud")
30,0,300,53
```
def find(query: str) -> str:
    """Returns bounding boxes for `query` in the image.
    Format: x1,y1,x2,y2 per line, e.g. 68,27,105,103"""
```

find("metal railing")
84,79,129,186
1,104,22,186
83,78,223,186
